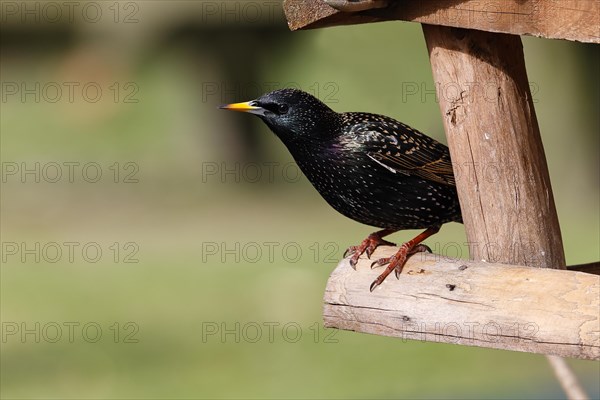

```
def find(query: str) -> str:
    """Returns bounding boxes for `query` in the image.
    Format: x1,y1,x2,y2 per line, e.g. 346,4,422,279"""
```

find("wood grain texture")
283,0,600,44
323,249,600,360
423,26,566,270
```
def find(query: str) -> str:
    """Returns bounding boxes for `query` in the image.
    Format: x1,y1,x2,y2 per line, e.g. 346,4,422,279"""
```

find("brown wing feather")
370,151,455,186
341,113,456,187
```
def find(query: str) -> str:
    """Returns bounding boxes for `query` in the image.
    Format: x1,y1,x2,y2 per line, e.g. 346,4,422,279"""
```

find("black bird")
220,89,462,291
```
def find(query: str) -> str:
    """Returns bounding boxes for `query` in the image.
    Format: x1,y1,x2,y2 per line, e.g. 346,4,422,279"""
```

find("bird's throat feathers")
261,108,343,148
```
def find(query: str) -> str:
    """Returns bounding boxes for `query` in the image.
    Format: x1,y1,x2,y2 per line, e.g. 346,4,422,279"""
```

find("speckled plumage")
221,88,462,291
246,89,462,229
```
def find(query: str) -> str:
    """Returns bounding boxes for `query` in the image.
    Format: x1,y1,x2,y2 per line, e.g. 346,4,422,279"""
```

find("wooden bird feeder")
283,0,600,361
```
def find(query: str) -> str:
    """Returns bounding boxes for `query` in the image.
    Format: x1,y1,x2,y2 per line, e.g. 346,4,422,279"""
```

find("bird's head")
220,89,341,144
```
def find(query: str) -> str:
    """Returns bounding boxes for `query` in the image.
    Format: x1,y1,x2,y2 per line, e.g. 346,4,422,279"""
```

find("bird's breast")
289,144,461,229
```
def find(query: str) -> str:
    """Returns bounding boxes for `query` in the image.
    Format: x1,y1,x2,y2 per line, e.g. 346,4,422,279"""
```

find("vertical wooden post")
422,25,566,270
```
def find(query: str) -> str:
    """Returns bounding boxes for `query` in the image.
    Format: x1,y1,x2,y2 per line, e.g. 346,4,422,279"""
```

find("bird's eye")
278,104,289,114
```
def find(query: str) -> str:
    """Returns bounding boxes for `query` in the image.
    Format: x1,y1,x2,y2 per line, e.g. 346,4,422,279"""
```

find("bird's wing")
344,115,456,186
368,150,456,186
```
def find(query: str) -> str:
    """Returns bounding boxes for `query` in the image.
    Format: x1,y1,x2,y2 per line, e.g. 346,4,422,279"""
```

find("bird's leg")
369,226,440,292
344,228,397,269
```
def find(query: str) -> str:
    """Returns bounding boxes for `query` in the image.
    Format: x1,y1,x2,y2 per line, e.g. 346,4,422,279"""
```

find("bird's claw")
344,246,363,270
348,257,357,269
370,257,389,269
345,233,395,270
343,246,356,259
368,242,432,290
409,244,432,255
394,264,403,279
369,280,381,292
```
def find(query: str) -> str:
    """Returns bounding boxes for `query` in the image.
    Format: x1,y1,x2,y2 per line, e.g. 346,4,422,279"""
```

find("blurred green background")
1,1,599,399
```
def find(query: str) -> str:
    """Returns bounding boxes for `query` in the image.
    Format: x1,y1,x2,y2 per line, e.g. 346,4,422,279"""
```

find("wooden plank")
323,250,600,360
283,0,600,43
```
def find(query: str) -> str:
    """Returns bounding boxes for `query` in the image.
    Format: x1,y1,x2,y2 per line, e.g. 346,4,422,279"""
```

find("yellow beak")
219,101,261,113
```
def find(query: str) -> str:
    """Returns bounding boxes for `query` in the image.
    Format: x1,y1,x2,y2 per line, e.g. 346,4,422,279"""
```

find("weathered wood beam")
283,0,600,44
423,26,566,270
323,250,600,360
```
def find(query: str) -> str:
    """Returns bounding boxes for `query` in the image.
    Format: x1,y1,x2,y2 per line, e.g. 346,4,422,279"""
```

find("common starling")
220,89,462,291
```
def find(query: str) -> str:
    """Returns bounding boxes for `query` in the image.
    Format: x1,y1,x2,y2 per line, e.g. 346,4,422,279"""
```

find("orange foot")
344,229,397,269
368,227,440,292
